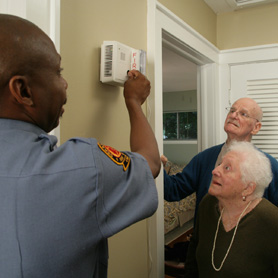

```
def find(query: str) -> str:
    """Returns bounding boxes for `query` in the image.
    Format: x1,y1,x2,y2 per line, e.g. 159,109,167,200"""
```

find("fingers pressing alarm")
127,69,139,80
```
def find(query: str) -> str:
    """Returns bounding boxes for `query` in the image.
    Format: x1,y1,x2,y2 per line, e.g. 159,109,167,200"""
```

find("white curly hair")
226,141,273,198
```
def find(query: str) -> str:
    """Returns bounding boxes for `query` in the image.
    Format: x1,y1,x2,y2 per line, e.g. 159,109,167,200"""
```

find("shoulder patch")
98,143,130,171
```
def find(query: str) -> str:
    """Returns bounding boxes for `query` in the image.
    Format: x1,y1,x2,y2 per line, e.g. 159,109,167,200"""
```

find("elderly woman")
185,141,278,277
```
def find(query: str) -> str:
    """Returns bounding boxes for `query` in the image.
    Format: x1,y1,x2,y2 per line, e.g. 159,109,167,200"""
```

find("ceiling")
162,46,197,93
204,0,278,14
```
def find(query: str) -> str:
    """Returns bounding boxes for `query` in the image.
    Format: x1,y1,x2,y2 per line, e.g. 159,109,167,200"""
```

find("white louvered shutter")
247,79,278,159
230,61,278,159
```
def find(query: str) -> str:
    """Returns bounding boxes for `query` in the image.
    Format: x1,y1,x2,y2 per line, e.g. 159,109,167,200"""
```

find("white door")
230,61,278,103
230,61,278,159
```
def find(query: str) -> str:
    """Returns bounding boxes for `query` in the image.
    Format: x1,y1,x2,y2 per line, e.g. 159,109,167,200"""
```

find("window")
163,111,197,140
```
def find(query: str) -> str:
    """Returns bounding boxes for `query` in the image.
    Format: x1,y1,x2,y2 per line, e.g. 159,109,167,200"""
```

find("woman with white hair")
185,141,278,277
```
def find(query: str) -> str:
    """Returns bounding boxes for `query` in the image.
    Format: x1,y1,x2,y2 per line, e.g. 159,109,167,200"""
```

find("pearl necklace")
212,200,252,271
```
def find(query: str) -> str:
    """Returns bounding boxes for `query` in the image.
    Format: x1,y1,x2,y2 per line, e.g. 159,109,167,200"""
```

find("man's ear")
251,121,262,135
8,75,34,106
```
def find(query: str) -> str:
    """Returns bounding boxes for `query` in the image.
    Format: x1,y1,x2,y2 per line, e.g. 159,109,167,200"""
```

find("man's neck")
226,136,252,145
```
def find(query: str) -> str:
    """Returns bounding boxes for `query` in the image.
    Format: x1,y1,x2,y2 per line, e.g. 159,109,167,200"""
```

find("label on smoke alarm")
131,50,140,71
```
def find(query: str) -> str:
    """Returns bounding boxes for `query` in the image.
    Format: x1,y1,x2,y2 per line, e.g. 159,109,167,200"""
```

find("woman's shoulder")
257,198,278,225
260,198,278,211
199,194,217,210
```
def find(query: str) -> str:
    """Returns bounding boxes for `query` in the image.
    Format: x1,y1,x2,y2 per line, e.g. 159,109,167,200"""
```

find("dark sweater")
185,194,278,278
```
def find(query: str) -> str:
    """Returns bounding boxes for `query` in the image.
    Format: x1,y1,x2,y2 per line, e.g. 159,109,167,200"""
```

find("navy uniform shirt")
0,119,158,278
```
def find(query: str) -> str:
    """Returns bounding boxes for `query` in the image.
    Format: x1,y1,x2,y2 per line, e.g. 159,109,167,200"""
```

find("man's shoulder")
198,143,224,157
189,143,224,167
260,149,278,165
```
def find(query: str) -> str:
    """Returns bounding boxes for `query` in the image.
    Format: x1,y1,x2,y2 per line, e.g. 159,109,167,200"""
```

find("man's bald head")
0,14,56,89
0,14,67,133
224,97,263,142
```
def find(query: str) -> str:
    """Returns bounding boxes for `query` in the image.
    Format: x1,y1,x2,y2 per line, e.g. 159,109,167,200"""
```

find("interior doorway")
162,45,198,165
162,45,198,277
147,2,219,277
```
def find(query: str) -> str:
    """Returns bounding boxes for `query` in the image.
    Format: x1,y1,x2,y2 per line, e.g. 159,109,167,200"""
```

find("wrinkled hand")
161,155,168,167
124,70,151,106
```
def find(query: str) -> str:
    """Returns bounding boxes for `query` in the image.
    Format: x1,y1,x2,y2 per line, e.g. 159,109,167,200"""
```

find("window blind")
247,78,278,159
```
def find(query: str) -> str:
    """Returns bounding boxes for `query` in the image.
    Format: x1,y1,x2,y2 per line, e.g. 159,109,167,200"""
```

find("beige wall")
60,0,278,277
217,3,278,50
154,1,278,50
163,90,197,112
163,90,198,164
159,0,217,46
60,0,148,148
60,1,149,277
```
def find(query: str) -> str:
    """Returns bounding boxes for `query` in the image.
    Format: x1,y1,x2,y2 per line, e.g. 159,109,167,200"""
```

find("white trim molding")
147,1,219,277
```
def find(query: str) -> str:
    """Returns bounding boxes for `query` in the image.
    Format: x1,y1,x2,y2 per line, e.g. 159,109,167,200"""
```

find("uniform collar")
0,118,58,149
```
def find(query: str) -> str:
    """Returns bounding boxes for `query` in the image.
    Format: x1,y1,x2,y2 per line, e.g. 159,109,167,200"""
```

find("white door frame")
147,3,278,274
147,1,219,277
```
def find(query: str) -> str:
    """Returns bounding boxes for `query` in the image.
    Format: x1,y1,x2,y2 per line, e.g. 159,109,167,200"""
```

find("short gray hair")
226,141,273,198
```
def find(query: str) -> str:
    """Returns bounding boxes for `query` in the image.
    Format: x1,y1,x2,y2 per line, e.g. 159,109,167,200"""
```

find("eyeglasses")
225,107,259,122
